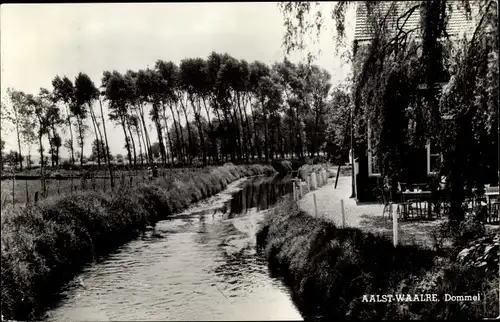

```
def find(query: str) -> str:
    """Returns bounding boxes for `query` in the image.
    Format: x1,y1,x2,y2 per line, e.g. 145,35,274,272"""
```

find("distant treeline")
1,53,352,176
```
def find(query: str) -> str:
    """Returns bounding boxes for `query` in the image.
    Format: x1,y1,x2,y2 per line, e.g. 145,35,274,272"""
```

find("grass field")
0,167,242,207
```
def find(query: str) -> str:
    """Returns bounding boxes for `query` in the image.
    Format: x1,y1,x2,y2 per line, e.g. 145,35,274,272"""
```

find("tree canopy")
3,52,355,173
280,0,498,224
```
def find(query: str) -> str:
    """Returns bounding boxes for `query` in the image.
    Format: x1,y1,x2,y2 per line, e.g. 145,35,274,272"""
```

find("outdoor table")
400,190,432,219
485,191,499,202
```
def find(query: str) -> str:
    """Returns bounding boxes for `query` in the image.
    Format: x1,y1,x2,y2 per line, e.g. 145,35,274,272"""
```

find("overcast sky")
1,2,355,159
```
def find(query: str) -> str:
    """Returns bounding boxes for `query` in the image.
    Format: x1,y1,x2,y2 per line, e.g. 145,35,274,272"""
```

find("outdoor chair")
412,183,430,219
396,202,411,220
437,188,451,217
380,186,393,219
396,182,412,220
489,201,499,224
470,189,489,219
486,186,499,223
410,199,428,218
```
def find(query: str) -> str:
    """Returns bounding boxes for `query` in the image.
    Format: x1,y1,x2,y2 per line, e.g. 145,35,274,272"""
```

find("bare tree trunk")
159,103,171,166
169,103,183,163
193,98,207,166
231,107,242,161
134,108,149,163
161,107,175,166
221,105,234,162
236,92,248,162
151,103,166,166
228,95,242,161
13,107,23,171
87,101,104,164
202,98,216,164
138,103,153,164
175,105,186,163
135,124,144,166
251,102,261,159
262,99,269,162
38,133,46,197
215,108,228,163
121,116,132,165
78,118,84,166
46,130,54,167
139,120,150,163
242,93,254,160
179,96,194,165
278,120,285,159
94,109,107,164
88,105,101,166
65,105,76,164
295,104,303,158
126,117,137,166
51,127,60,166
98,98,114,188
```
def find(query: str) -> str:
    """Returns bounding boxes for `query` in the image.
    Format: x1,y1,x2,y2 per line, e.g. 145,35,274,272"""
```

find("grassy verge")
1,164,276,321
1,162,294,205
257,198,499,320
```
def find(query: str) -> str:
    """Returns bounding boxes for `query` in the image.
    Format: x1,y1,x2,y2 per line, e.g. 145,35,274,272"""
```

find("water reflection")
228,175,293,216
44,175,301,321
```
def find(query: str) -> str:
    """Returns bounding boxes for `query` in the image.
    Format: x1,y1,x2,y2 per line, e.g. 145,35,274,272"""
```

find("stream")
44,175,302,321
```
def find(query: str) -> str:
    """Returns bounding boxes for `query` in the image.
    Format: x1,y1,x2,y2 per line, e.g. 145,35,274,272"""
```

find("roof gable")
354,1,476,42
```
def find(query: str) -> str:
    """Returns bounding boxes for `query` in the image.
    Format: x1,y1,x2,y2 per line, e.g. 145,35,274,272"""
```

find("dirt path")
298,167,445,248
298,170,384,228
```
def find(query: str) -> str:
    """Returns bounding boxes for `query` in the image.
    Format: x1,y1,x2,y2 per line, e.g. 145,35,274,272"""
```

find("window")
427,138,442,175
367,120,381,177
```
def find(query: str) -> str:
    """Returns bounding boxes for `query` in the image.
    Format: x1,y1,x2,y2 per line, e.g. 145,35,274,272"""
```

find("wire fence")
0,166,184,209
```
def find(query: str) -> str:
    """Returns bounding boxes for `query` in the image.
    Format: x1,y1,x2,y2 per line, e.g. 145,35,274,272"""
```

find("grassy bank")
257,198,499,320
1,161,297,206
1,164,276,321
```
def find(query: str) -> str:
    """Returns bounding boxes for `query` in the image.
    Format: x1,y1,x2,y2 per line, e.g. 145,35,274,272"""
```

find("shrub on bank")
271,160,293,175
1,164,275,321
257,198,499,320
396,260,499,320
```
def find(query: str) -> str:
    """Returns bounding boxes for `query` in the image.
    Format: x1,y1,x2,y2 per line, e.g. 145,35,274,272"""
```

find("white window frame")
426,139,443,175
367,121,381,177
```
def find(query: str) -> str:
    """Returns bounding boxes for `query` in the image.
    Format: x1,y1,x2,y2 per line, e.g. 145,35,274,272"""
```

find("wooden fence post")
34,191,39,204
12,177,15,206
392,203,398,247
313,193,318,217
293,181,296,201
341,199,346,228
25,180,29,203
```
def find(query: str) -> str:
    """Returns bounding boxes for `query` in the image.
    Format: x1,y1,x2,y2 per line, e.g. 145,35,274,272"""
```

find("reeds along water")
0,164,276,322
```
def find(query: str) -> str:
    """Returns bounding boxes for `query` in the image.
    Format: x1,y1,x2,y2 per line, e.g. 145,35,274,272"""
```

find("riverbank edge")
1,164,277,321
256,198,499,320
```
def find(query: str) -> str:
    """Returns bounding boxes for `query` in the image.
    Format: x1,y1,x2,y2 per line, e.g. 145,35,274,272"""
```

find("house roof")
354,1,477,42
